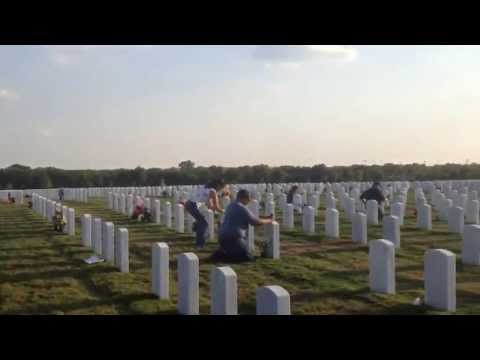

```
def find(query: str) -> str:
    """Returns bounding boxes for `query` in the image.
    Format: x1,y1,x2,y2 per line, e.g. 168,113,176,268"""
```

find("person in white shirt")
183,179,227,248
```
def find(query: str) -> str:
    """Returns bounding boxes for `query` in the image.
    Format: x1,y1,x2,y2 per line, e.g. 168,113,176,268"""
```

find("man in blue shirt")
213,189,273,262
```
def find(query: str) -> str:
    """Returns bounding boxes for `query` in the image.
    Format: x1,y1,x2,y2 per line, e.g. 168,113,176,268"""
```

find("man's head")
236,189,251,205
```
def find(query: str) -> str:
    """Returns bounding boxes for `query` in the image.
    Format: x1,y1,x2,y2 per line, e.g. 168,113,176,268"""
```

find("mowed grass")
1,192,480,315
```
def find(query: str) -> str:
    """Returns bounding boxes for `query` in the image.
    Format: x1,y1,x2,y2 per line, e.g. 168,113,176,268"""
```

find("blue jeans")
219,233,254,261
185,200,208,247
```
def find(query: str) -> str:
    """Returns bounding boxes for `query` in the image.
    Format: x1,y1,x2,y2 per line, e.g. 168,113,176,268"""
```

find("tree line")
1,162,479,190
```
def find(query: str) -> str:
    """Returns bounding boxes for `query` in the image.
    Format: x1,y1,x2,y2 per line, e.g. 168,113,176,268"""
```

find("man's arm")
245,207,273,226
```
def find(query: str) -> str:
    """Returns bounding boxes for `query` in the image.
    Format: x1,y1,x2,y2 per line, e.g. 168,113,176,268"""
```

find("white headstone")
164,202,172,228
462,225,480,265
113,194,119,212
115,228,129,272
366,200,379,225
302,206,315,235
390,202,404,226
177,252,199,315
92,218,103,255
102,222,115,262
294,193,304,209
175,204,185,233
67,208,75,236
256,286,291,315
204,208,215,241
325,194,336,210
264,221,280,259
440,198,453,222
283,203,294,230
447,206,464,234
247,225,255,253
417,204,432,231
265,200,275,220
62,206,68,233
127,194,134,217
345,197,355,221
466,200,479,224
210,266,238,315
248,200,260,218
81,214,92,247
383,215,400,248
120,194,126,214
152,242,169,299
424,249,456,312
325,208,339,239
369,239,395,294
352,212,367,245
154,199,161,224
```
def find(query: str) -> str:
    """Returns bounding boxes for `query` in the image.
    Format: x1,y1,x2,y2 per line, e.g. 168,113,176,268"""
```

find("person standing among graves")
183,179,227,249
286,185,298,204
213,189,273,262
287,185,303,214
58,189,65,201
360,182,386,220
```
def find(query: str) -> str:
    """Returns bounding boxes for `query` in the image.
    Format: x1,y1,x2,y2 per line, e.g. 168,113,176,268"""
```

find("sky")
1,45,480,170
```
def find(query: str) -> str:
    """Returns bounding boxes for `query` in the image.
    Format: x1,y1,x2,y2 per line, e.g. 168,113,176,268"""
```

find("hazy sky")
1,45,479,170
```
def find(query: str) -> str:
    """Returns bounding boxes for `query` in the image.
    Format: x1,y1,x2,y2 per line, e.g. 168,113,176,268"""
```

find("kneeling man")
216,189,273,262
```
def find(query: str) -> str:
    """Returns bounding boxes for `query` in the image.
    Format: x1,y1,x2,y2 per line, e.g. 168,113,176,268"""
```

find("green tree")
179,160,195,170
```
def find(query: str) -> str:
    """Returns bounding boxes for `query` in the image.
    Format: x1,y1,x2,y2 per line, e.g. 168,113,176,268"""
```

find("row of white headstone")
30,192,129,273
106,192,282,258
31,193,75,235
0,190,24,204
151,243,290,315
80,214,129,272
25,188,89,203
369,239,456,312
106,183,405,256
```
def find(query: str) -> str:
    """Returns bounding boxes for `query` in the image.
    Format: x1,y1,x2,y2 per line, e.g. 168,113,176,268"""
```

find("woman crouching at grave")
212,189,273,262
182,179,227,249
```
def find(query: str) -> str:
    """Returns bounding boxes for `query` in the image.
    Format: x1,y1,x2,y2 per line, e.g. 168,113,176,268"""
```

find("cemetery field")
1,194,480,315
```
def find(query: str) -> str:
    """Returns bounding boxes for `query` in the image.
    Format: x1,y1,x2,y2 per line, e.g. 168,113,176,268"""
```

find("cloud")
0,89,19,101
253,45,358,67
43,45,152,65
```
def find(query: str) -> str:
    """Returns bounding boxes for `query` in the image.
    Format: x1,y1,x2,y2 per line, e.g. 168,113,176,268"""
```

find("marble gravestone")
177,252,199,315
81,214,92,247
369,239,395,294
352,212,367,245
424,249,456,312
152,242,169,299
325,208,339,239
256,285,291,315
210,266,238,315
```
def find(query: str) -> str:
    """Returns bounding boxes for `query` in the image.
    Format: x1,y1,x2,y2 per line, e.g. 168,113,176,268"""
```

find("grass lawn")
0,192,479,315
